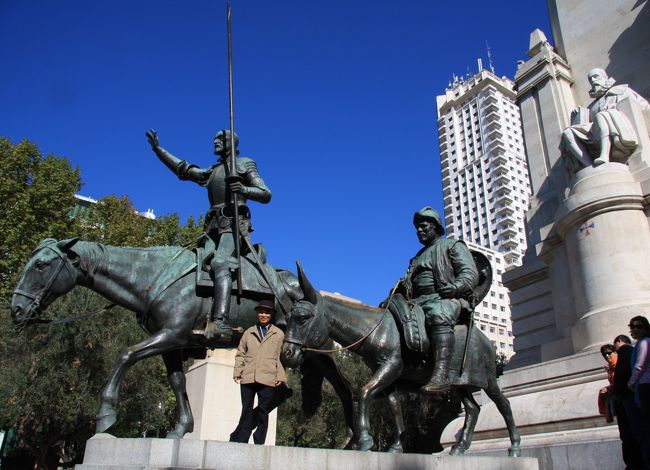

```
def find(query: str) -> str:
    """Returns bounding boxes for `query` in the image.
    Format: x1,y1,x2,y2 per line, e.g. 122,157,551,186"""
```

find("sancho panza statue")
146,129,271,341
397,207,479,393
561,68,650,171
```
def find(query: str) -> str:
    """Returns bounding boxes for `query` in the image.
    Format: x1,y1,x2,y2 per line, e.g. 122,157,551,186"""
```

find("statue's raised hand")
146,129,159,149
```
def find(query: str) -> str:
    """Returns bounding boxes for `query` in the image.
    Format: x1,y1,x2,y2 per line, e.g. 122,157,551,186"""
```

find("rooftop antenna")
486,40,495,73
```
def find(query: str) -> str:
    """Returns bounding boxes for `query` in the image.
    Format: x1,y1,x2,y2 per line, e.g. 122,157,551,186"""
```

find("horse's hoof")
95,410,117,433
166,423,193,439
449,444,466,456
357,436,375,451
508,446,521,458
387,443,403,453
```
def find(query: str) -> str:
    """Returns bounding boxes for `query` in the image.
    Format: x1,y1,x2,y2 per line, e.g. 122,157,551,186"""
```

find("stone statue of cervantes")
561,68,649,172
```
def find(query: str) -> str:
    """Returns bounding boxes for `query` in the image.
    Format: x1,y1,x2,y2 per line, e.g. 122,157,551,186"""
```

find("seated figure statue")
561,68,649,172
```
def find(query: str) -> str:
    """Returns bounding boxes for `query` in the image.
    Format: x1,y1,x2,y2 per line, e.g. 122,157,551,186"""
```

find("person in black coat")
613,334,647,469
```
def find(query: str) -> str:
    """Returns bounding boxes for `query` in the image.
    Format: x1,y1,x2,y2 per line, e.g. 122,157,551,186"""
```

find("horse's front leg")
386,390,405,453
96,329,178,434
305,351,356,449
356,359,403,451
163,350,194,439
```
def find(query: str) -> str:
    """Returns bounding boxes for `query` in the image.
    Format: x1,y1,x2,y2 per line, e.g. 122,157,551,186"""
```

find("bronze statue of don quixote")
10,0,519,457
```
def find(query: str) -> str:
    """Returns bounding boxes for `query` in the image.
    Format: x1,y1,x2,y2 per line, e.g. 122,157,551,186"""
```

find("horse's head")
282,262,329,368
11,238,80,331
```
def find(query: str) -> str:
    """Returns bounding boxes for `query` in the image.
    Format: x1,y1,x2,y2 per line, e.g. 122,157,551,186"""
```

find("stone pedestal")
184,349,278,444
441,350,619,470
75,436,540,470
544,162,650,353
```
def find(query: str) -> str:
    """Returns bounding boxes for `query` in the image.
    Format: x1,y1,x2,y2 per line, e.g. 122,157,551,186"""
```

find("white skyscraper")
436,68,531,357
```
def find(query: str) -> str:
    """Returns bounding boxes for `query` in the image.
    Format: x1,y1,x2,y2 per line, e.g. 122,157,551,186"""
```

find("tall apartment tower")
436,69,530,267
436,68,531,357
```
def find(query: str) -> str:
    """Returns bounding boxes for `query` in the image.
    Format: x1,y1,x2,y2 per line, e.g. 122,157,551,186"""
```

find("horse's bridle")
284,280,400,354
283,299,327,352
12,243,77,326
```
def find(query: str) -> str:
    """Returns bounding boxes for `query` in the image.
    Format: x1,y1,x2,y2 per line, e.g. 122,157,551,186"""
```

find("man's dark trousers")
230,383,276,444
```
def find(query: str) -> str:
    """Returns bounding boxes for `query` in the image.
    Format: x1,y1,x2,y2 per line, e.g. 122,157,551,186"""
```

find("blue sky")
1,1,551,305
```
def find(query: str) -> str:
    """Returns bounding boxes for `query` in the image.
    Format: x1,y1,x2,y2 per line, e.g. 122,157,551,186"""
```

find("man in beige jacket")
230,300,287,444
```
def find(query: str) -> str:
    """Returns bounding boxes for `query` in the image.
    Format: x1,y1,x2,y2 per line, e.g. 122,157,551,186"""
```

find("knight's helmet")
413,206,445,236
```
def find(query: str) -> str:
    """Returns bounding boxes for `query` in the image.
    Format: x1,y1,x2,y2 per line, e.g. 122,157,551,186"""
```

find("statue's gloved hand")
146,129,159,149
229,181,248,196
438,284,458,299
225,256,239,271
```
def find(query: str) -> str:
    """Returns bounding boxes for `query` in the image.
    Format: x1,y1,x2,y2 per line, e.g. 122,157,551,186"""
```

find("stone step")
75,436,539,470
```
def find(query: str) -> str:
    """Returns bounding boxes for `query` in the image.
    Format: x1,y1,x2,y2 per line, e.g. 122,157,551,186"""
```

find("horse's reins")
297,279,401,354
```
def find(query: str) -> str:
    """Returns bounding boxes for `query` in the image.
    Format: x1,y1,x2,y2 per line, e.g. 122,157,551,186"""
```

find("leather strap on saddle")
386,293,430,355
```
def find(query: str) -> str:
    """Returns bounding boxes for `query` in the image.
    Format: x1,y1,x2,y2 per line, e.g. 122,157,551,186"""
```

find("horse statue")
282,264,521,456
10,238,354,441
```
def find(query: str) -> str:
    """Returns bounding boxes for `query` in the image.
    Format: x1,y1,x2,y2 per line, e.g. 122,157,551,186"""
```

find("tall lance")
226,0,243,300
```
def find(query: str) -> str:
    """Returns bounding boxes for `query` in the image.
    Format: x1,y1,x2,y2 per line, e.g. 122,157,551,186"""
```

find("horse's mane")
73,241,107,281
74,242,188,281
321,293,382,314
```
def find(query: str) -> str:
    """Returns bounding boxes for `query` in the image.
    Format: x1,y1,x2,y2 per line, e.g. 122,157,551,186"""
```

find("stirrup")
192,320,233,342
420,374,450,394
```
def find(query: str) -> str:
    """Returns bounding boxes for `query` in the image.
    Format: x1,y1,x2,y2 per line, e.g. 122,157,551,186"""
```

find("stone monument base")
75,436,539,470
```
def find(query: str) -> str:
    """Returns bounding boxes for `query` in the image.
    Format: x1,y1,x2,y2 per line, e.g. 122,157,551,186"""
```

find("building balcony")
494,182,512,193
484,119,501,132
499,237,519,249
496,204,515,216
443,187,453,198
482,101,499,115
442,167,450,178
486,140,507,155
491,155,509,170
497,214,516,226
483,85,498,95
483,109,500,121
441,158,450,169
481,91,498,105
494,172,509,185
500,225,517,237
504,251,521,264
496,192,514,205
484,127,504,141
439,131,448,143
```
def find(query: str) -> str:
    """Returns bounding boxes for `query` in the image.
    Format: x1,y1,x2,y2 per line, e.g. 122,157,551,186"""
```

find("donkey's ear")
296,261,318,305
57,237,80,252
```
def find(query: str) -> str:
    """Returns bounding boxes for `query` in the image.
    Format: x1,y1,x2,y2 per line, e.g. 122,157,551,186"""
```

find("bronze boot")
421,332,455,394
195,273,233,341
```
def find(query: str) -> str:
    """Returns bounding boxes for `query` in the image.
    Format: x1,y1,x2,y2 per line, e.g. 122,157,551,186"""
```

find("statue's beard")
589,84,606,98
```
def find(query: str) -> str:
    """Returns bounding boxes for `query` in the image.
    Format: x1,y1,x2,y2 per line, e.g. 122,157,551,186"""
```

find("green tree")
0,138,204,468
0,137,81,298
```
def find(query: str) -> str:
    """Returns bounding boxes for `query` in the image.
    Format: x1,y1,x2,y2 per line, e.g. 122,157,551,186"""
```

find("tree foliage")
0,137,203,468
0,138,81,299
